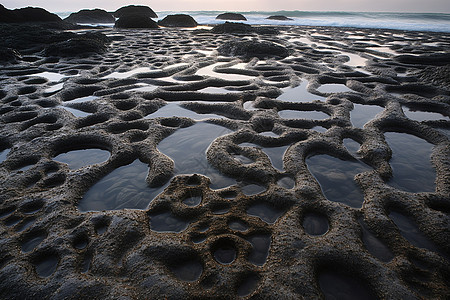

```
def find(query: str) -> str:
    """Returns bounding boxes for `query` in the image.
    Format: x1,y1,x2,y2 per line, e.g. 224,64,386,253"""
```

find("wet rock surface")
267,15,293,21
114,5,158,19
114,15,159,29
0,25,449,299
0,5,62,23
216,13,247,21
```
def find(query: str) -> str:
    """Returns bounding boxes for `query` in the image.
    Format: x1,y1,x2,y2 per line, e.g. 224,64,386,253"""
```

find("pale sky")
2,0,450,13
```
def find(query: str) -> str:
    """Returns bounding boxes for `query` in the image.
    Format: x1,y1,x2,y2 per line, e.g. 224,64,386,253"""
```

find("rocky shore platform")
0,19,449,299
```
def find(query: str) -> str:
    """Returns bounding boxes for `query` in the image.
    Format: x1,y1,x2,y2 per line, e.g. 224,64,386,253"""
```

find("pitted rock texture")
0,25,449,299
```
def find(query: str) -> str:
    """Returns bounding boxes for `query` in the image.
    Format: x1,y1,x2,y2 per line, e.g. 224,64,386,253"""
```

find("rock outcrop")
114,5,157,19
65,9,115,24
216,13,247,21
158,14,198,27
211,22,279,35
217,40,290,58
115,15,159,29
0,5,62,23
266,15,293,21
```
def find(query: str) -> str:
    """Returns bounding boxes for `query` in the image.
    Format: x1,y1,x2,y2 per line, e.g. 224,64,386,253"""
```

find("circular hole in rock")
228,220,248,232
183,195,202,207
22,232,47,252
73,235,89,250
171,259,203,282
34,255,58,278
212,238,237,265
303,212,329,236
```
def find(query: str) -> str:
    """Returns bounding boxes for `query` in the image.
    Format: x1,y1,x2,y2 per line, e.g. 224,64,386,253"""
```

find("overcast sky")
2,0,450,13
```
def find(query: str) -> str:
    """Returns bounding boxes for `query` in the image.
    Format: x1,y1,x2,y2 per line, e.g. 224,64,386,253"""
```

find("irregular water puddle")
128,83,158,93
104,67,153,79
32,71,66,82
149,211,190,233
317,84,352,93
246,234,271,266
54,149,110,169
0,148,10,163
60,106,92,118
343,138,361,158
196,63,255,81
34,256,58,278
213,239,237,265
145,102,225,120
44,82,64,93
241,184,266,196
65,95,98,104
182,195,202,207
79,159,168,211
277,81,326,102
278,109,329,120
198,87,240,94
351,103,384,128
306,155,372,208
319,271,376,300
240,142,289,171
384,132,435,193
358,218,393,262
247,203,284,224
402,106,449,122
228,220,248,232
389,210,441,254
340,51,367,67
302,212,329,236
158,122,236,189
277,176,295,189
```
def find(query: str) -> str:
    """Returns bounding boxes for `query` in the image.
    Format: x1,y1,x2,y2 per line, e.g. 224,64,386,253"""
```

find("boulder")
115,14,159,29
0,5,62,23
218,40,290,58
158,14,198,27
216,13,247,21
114,5,157,18
266,15,293,21
211,22,279,35
44,32,111,57
65,9,115,24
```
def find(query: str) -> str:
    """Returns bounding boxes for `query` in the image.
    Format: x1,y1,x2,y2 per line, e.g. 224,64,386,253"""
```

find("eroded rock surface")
0,24,449,299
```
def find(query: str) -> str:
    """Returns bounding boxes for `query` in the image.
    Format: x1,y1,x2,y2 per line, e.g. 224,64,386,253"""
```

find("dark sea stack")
0,5,62,23
65,9,115,24
115,14,159,29
217,40,290,58
114,5,158,18
216,13,247,21
211,22,279,35
158,14,198,27
44,32,111,57
266,15,293,21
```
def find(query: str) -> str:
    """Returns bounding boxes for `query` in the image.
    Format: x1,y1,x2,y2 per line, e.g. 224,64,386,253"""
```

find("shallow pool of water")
149,211,190,233
65,96,98,104
246,234,271,266
78,159,168,211
54,149,110,169
358,218,393,262
341,51,368,67
198,87,240,94
240,142,289,171
384,132,435,193
33,71,66,82
402,106,448,122
351,103,384,128
317,84,352,93
0,149,10,163
247,203,284,224
279,109,329,120
277,81,326,102
302,213,329,236
61,106,92,118
128,84,158,93
145,102,225,120
104,67,153,79
158,122,236,189
196,63,255,81
306,154,372,208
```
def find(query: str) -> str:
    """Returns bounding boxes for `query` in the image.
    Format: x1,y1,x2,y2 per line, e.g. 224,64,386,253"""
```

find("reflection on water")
389,210,442,255
45,82,64,93
196,63,255,81
359,218,393,262
128,83,158,93
158,122,236,189
277,81,326,102
61,106,92,118
384,132,435,193
35,256,58,278
79,159,168,211
317,84,352,93
351,103,384,128
241,184,266,196
341,51,368,67
65,95,98,104
247,203,284,224
0,148,10,163
149,211,190,233
33,71,66,82
228,220,248,232
306,154,372,208
302,213,329,236
198,87,240,94
54,149,110,169
104,67,153,79
402,106,449,122
145,102,225,120
240,142,289,171
246,234,271,266
343,138,360,158
278,109,329,120
170,260,203,282
319,270,376,300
